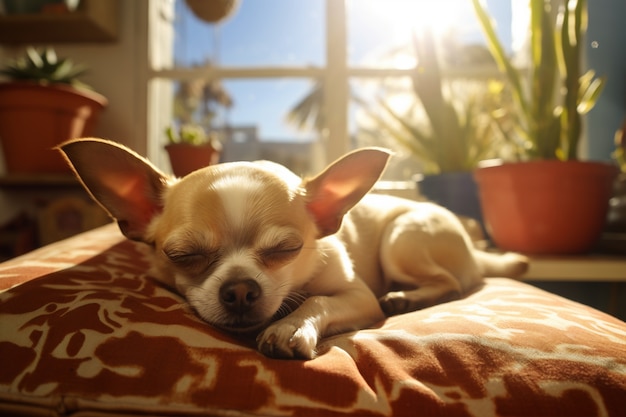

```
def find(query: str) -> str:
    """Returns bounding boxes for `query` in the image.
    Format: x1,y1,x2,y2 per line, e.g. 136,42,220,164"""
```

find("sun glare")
355,0,469,68
363,0,463,41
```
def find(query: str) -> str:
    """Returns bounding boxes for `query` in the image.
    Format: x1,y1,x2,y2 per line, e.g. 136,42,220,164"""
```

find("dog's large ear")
304,147,391,237
58,138,169,242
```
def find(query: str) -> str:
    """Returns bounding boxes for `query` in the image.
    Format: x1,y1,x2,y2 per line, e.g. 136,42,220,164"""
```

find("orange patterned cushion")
1,225,625,416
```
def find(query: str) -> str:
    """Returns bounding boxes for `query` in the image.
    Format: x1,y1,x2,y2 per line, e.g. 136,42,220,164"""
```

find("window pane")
350,75,512,181
220,79,316,141
347,0,513,68
350,77,421,182
173,0,325,67
164,78,323,176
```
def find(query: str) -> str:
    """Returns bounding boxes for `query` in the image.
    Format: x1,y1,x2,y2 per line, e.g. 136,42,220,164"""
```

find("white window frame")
146,0,503,178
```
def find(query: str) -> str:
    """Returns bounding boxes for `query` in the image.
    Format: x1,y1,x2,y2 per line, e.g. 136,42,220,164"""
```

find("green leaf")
43,48,58,65
25,47,44,68
473,0,602,161
472,0,529,117
577,75,606,114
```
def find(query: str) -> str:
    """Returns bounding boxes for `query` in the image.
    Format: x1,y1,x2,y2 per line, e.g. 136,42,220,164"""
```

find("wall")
0,0,148,224
0,1,148,156
587,0,626,160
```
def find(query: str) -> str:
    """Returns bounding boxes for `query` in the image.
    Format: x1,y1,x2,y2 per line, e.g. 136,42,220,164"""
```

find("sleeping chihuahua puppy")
59,138,528,359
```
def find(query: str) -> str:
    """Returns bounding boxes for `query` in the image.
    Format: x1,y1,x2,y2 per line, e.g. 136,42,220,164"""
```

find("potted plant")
164,124,222,177
0,47,107,174
164,77,231,177
364,31,510,235
471,0,618,254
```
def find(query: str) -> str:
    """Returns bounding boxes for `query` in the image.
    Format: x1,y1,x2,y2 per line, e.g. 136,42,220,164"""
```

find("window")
173,0,324,68
148,0,516,180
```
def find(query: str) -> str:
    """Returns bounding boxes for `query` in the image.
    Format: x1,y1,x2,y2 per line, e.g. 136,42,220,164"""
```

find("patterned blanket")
1,224,625,416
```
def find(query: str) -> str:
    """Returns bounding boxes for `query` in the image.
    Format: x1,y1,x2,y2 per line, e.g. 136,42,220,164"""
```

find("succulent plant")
361,32,506,175
165,124,222,150
0,47,89,89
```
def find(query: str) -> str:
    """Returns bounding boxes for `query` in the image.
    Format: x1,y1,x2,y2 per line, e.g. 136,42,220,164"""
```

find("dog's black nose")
219,279,262,313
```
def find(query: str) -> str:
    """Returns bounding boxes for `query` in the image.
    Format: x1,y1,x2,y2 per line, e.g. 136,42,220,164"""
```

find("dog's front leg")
257,286,383,359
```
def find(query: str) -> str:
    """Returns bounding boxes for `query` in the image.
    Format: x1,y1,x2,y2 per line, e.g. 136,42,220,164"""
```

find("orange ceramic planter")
0,82,107,174
165,143,220,177
474,160,618,254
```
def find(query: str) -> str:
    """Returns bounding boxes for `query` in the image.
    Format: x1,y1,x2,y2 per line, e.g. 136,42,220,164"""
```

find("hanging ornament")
184,0,240,24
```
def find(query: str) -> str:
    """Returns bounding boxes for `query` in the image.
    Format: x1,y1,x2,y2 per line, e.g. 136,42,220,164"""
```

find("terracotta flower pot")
0,82,107,174
474,160,619,254
165,143,220,177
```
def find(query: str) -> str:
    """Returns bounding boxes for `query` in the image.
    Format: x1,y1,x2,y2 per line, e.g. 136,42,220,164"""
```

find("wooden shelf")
524,255,626,282
0,0,119,44
0,173,79,188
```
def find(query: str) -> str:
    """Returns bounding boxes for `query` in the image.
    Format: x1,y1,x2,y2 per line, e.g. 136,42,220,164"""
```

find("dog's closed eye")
258,239,303,267
164,248,221,275
255,226,304,268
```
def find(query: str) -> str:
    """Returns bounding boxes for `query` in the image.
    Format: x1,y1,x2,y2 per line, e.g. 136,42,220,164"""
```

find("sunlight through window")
347,0,491,68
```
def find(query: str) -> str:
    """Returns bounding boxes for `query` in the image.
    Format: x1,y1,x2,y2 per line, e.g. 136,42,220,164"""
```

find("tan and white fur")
59,138,528,359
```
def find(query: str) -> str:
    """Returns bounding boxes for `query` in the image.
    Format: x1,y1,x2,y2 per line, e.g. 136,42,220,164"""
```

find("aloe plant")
472,0,605,160
0,47,90,89
364,31,504,175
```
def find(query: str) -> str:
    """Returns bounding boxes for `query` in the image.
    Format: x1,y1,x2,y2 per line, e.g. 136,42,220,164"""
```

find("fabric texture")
1,224,625,417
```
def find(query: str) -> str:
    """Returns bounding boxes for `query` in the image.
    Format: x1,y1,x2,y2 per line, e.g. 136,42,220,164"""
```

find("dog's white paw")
257,320,319,359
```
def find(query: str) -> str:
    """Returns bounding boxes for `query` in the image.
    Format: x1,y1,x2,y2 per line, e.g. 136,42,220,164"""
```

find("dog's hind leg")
378,208,480,316
378,266,462,316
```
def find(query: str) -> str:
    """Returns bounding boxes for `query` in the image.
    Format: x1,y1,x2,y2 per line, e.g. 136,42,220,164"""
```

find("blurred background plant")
472,0,605,161
1,46,91,90
358,30,513,175
167,64,233,148
285,79,326,135
164,123,222,150
613,120,626,172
